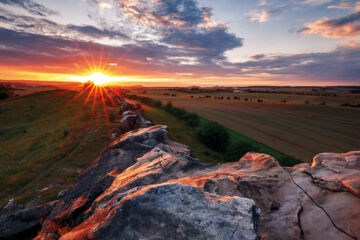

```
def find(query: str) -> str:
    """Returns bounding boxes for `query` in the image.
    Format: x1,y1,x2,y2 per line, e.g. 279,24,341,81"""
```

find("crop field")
131,89,360,161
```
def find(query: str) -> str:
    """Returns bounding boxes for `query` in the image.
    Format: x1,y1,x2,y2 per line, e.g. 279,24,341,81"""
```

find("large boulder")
59,184,258,240
34,126,259,240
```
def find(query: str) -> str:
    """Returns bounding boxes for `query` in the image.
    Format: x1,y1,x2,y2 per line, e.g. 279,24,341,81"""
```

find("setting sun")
86,72,112,85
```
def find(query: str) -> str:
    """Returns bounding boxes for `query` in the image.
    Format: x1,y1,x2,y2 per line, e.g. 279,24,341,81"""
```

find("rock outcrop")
0,201,57,240
113,100,151,139
1,102,359,240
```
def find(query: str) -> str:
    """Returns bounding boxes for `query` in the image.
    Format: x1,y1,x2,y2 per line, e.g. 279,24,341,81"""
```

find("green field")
143,105,301,166
0,90,120,205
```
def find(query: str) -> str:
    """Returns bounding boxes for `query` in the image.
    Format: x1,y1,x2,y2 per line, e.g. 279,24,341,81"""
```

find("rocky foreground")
0,102,359,240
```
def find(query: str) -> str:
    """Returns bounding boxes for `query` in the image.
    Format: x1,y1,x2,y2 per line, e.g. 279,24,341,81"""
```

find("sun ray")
83,84,96,106
102,87,116,107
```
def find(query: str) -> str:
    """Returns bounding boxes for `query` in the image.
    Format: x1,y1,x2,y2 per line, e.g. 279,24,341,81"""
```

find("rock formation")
112,100,151,139
0,101,359,240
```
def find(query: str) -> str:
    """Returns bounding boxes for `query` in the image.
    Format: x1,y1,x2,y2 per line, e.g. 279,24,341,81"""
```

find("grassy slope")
0,90,119,205
143,105,301,166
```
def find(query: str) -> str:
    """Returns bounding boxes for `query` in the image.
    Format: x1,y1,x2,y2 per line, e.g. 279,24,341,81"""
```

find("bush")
164,101,173,112
184,113,199,127
225,141,259,162
197,121,229,152
154,100,162,108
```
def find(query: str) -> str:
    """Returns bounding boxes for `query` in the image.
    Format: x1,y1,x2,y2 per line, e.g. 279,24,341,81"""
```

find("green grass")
143,106,223,163
0,90,120,205
143,105,302,166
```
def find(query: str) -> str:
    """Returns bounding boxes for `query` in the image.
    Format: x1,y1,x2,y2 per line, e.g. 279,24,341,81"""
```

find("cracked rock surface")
1,124,359,240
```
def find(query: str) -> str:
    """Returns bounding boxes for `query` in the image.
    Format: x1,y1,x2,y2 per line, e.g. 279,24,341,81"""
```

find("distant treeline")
127,94,299,166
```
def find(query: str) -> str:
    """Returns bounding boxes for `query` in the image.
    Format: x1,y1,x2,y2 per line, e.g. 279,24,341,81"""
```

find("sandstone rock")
61,184,258,240
0,201,57,240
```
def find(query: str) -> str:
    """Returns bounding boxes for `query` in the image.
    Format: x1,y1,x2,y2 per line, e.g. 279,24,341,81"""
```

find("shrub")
197,121,229,152
184,113,199,127
154,100,162,108
225,141,259,162
164,101,173,112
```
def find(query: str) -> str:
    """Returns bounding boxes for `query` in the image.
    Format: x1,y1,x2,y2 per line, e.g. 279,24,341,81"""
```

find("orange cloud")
301,3,360,38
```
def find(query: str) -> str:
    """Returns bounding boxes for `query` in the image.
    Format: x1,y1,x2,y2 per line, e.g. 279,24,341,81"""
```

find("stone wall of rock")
0,100,359,240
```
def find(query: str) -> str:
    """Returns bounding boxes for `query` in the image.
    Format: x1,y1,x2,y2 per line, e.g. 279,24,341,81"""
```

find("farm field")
132,90,360,161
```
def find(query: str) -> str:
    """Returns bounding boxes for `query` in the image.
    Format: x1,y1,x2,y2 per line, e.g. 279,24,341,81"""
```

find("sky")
0,0,359,86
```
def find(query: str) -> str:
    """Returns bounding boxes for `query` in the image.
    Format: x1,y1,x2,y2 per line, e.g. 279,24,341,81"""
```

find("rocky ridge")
0,101,359,240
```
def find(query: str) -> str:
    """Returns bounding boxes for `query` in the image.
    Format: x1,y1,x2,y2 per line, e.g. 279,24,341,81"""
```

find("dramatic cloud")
300,7,360,38
0,0,58,16
117,0,243,62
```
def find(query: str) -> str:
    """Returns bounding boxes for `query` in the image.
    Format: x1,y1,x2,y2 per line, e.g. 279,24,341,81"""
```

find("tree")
197,121,229,152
